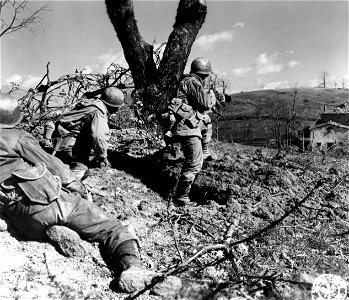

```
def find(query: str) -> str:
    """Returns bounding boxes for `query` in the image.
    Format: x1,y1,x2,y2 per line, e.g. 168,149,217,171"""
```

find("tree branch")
157,0,207,111
105,0,156,90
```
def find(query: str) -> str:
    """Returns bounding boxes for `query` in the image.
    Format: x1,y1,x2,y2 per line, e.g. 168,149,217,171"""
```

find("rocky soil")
1,128,349,300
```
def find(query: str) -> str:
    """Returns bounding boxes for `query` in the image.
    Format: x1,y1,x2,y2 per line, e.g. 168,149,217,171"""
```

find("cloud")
22,75,42,89
232,51,300,77
84,50,128,73
195,22,245,50
288,60,300,68
255,53,284,74
263,81,290,90
4,74,41,89
232,66,252,76
233,22,244,28
5,74,22,85
195,30,234,50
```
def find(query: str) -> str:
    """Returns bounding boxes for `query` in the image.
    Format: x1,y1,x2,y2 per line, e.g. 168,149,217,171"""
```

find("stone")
118,267,182,296
118,267,158,293
151,275,182,297
45,225,88,257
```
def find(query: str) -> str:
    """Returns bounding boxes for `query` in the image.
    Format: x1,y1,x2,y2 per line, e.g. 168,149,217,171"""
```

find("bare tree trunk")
105,0,207,114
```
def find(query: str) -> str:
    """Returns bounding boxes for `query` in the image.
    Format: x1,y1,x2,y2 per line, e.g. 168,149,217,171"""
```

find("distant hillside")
214,87,349,146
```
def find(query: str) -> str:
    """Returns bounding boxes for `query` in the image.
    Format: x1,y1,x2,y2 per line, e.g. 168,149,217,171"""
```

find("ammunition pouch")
0,162,61,205
184,111,205,129
168,98,195,120
159,98,203,131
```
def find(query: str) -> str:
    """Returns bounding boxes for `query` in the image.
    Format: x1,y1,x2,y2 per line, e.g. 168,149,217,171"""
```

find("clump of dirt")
1,128,349,299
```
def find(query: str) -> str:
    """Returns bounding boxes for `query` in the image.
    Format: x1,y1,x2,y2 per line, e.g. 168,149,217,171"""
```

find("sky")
1,0,348,94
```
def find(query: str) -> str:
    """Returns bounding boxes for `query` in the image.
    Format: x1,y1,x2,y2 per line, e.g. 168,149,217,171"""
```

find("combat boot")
115,240,182,295
173,180,193,206
202,142,212,161
202,143,217,161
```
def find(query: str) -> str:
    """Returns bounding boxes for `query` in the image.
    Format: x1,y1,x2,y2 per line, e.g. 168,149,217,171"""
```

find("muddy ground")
1,128,349,300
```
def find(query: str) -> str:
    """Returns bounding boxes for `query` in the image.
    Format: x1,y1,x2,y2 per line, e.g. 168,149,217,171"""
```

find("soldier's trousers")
174,121,212,199
2,189,137,257
175,136,204,199
52,133,93,167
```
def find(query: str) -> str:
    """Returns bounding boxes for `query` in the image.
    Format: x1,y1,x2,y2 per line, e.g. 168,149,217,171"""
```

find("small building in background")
309,103,349,152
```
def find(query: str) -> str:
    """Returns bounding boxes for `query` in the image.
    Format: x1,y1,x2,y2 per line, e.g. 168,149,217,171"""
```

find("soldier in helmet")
166,57,218,206
0,93,181,293
52,87,125,171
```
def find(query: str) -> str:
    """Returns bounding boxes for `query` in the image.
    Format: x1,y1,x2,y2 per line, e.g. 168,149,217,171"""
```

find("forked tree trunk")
105,0,207,114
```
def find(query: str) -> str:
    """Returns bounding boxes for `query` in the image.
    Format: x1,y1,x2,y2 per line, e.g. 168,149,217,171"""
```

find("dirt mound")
1,128,349,299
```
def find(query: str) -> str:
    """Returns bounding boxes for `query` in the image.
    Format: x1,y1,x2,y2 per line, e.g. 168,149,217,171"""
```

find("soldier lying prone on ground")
0,93,181,294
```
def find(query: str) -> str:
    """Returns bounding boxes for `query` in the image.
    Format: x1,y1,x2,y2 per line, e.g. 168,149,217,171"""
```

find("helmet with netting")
100,87,125,108
190,57,212,75
0,93,23,128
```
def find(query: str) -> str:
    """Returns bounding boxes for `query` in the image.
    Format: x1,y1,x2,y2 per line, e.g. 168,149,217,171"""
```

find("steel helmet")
0,93,23,128
190,57,212,75
100,87,125,108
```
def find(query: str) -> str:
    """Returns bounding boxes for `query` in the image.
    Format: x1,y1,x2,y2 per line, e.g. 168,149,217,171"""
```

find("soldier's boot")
173,180,193,206
70,162,89,181
115,240,182,294
202,142,216,161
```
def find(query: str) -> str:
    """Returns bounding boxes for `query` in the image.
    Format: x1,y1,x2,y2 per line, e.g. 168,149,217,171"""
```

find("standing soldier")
52,87,125,171
0,93,181,293
164,57,218,206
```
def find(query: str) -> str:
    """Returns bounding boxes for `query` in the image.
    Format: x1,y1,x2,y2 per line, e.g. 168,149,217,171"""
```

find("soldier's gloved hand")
90,157,110,169
65,180,88,199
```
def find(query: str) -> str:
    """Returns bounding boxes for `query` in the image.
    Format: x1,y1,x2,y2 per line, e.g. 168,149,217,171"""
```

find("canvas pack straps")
1,162,61,205
168,98,195,120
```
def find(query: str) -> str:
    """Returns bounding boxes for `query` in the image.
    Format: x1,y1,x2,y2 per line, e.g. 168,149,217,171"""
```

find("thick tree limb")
105,0,156,90
157,0,207,112
105,0,207,113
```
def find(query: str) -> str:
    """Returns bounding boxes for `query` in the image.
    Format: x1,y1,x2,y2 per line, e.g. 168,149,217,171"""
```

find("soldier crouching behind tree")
0,93,181,294
51,86,125,175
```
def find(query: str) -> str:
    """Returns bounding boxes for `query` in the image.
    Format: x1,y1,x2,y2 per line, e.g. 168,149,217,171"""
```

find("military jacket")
171,73,213,137
56,98,110,158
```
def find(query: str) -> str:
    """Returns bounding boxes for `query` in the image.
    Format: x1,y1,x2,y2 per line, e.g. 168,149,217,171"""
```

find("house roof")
310,120,349,130
315,111,349,127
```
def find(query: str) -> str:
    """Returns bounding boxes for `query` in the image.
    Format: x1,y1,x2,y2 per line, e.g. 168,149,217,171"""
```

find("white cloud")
233,22,244,28
232,51,300,77
255,53,284,74
84,50,129,73
288,60,300,68
195,22,245,50
232,66,252,76
22,75,42,89
4,74,42,90
5,74,22,85
195,30,234,50
263,81,290,90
